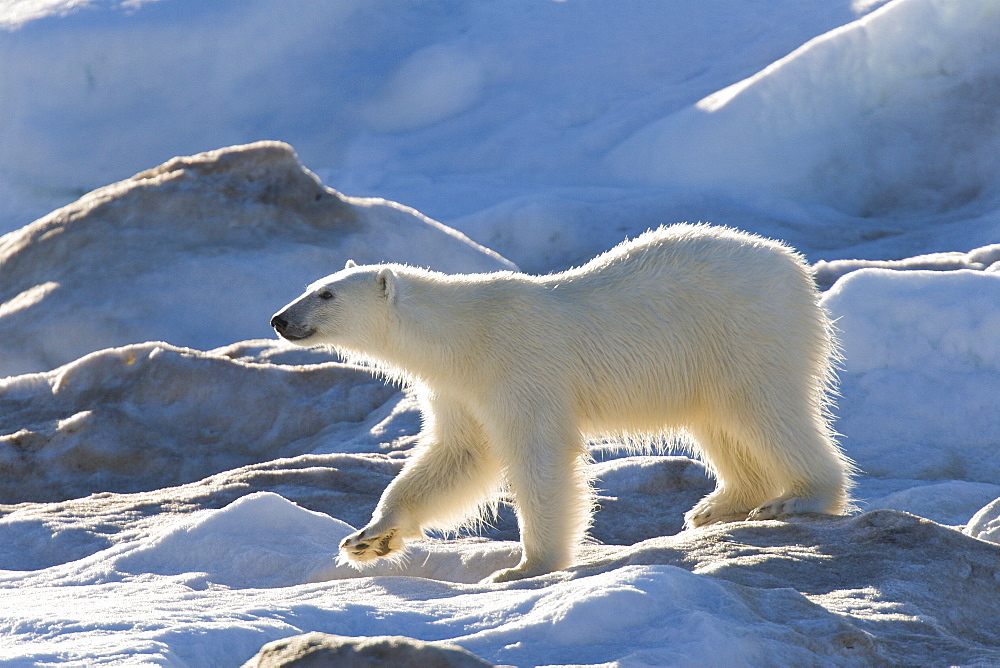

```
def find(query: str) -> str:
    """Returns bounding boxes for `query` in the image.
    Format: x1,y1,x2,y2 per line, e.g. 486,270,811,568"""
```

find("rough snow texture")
2,339,998,665
0,340,404,503
2,466,998,666
573,511,1000,667
0,141,512,377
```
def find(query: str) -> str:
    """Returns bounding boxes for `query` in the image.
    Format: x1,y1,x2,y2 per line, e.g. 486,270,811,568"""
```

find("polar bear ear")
345,259,357,269
377,267,397,303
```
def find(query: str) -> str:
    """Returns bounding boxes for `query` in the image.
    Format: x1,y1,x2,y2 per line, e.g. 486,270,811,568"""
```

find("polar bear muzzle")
270,311,315,342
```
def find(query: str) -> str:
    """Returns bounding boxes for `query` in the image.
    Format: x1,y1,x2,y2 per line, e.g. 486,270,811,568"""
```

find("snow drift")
609,0,1000,248
0,141,512,377
1,0,892,272
813,242,1000,289
823,268,1000,484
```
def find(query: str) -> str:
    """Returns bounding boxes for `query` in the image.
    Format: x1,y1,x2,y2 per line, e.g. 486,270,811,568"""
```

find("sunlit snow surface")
2,0,1000,666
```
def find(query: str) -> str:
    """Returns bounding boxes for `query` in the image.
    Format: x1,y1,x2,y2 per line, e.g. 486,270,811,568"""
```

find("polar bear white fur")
271,224,853,582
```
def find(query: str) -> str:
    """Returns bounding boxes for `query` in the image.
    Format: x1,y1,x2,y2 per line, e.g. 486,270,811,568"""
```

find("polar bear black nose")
270,315,287,332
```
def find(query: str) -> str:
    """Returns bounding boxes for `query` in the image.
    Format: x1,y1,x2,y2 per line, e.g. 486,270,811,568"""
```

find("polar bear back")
530,225,828,433
383,224,832,439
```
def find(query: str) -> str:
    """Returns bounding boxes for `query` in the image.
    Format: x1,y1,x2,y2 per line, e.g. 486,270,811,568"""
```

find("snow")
0,340,411,503
822,269,1000,484
363,43,488,134
612,1,1000,211
967,498,1000,544
4,478,998,666
112,492,354,588
2,0,893,271
608,0,1000,226
2,0,1000,665
0,142,512,377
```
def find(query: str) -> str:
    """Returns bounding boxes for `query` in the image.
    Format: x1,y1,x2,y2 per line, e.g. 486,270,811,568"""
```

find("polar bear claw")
340,527,402,563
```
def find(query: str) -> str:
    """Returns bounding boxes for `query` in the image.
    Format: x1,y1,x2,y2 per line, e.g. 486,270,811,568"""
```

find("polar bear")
271,224,853,582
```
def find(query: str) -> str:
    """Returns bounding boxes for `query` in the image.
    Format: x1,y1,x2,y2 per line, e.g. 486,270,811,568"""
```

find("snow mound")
822,269,1000,482
609,0,1000,220
813,241,1000,289
866,481,1000,527
0,452,406,573
114,492,354,589
0,341,403,503
966,498,1000,545
0,141,513,377
826,269,1000,374
1,0,882,271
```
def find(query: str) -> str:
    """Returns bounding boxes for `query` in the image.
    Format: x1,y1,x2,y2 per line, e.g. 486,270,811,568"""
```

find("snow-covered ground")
0,141,512,377
2,0,1000,666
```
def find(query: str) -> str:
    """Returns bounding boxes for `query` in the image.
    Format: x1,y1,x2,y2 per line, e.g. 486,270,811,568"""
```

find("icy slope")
608,0,1000,258
610,0,1000,213
0,142,512,376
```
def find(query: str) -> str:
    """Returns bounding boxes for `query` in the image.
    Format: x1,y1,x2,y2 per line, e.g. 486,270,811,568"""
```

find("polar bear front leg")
341,399,503,566
485,419,592,583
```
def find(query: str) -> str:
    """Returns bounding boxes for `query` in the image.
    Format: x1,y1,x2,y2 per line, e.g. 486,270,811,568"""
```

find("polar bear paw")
748,494,825,521
684,493,752,528
339,526,404,564
484,561,554,583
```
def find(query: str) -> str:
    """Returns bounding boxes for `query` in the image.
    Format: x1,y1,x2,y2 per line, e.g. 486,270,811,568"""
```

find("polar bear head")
271,260,398,352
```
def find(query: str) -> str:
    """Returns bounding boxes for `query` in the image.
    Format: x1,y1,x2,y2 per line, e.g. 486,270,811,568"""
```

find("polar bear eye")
318,290,334,300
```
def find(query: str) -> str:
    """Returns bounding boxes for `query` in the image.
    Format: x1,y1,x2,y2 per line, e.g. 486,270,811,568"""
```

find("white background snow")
2,0,1000,666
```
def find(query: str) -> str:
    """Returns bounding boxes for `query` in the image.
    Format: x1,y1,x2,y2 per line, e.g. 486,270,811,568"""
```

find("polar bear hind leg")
745,404,851,522
685,398,850,528
684,427,770,527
